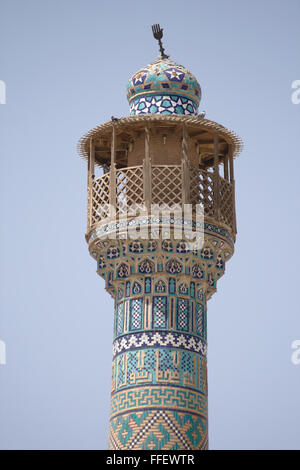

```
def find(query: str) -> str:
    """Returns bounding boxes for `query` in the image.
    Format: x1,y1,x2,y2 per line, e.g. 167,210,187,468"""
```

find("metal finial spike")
151,24,169,59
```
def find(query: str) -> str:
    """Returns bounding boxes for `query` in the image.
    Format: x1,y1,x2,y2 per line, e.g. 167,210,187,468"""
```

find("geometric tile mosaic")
153,296,168,329
112,330,207,357
110,409,208,450
129,298,143,330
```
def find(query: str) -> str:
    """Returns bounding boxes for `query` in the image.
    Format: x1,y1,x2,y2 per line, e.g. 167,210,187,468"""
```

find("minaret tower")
78,26,242,450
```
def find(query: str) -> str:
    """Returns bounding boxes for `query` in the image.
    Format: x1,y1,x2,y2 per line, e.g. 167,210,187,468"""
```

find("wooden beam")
143,123,152,211
181,158,190,205
229,144,234,182
87,138,95,229
111,123,116,166
213,133,220,221
189,132,210,140
109,124,117,211
145,123,150,162
182,123,188,161
224,153,229,181
181,124,190,205
89,138,95,177
228,143,237,234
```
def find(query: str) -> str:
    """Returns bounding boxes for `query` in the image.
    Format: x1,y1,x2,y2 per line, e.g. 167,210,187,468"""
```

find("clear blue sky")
0,0,299,450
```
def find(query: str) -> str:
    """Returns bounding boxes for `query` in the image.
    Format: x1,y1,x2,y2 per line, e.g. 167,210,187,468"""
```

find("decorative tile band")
129,94,198,116
112,330,207,358
88,217,234,245
111,347,207,394
114,292,207,339
109,409,208,450
110,385,207,419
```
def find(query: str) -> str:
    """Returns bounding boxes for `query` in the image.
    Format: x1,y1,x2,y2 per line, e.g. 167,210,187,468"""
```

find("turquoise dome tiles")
130,95,197,116
127,58,201,116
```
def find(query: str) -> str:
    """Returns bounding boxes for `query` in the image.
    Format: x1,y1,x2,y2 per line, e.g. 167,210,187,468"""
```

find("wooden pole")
87,138,95,229
228,144,237,234
229,144,234,182
145,122,150,162
111,122,116,165
109,123,117,211
143,123,152,211
224,153,229,181
181,124,190,205
198,150,204,170
182,123,188,161
232,179,237,235
213,133,220,220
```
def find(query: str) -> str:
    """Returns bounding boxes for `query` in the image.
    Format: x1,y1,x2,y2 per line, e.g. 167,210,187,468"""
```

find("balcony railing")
87,164,236,236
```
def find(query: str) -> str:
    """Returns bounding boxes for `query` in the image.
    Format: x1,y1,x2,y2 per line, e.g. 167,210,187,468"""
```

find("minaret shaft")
109,271,208,450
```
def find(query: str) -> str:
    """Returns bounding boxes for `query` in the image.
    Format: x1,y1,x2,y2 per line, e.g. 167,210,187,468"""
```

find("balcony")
87,163,236,237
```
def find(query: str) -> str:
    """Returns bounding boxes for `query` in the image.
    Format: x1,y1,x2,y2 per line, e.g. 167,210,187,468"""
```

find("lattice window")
219,178,234,229
91,174,110,224
190,168,215,218
152,166,182,205
116,167,144,214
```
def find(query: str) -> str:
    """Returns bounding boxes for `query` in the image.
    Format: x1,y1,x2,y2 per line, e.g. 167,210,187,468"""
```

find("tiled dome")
127,57,201,116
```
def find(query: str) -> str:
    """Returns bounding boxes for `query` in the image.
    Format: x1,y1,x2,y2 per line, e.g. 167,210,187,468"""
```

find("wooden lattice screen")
89,164,236,234
116,167,144,214
219,178,235,229
190,168,215,218
91,173,110,224
151,166,182,206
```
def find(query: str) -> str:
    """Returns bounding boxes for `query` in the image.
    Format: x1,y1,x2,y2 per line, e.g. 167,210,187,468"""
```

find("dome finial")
151,24,169,59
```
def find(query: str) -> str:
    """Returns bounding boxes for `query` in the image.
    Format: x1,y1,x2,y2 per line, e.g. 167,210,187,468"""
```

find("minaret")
78,26,242,450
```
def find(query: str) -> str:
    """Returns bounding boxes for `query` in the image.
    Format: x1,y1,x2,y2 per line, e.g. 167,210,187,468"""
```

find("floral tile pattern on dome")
130,95,197,116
